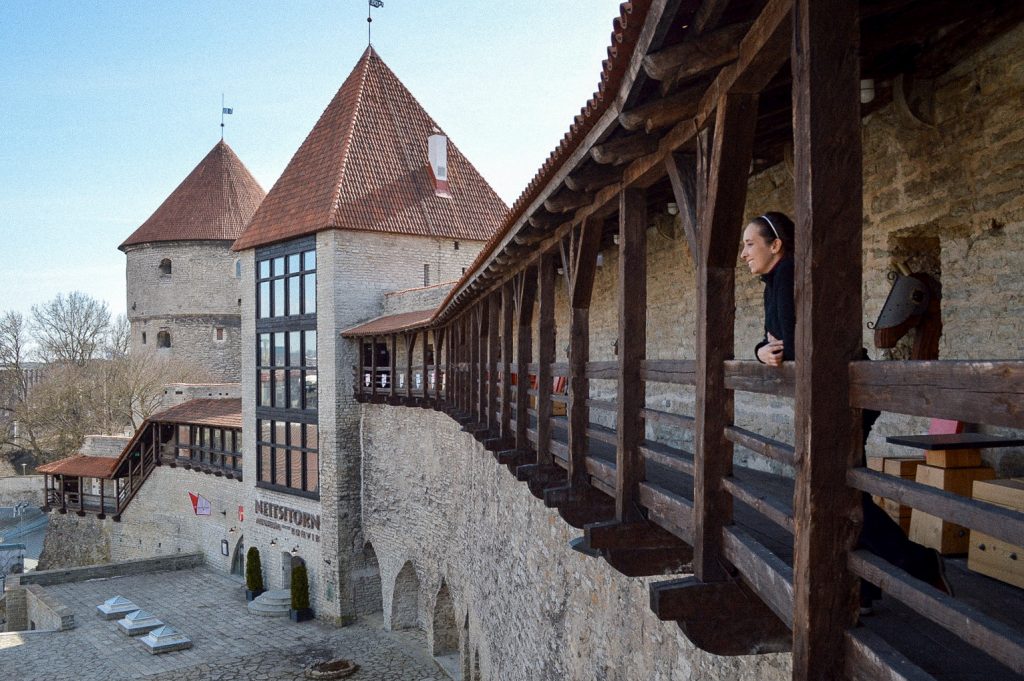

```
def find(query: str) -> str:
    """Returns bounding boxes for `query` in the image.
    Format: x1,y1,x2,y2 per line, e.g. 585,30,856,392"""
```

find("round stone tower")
119,140,265,382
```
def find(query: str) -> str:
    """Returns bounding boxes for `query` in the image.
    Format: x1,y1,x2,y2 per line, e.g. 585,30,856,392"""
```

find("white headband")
760,214,780,240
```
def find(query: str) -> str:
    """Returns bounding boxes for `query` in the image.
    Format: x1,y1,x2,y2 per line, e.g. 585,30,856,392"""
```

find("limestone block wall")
0,475,44,507
80,435,131,458
125,240,242,382
383,281,458,316
361,405,790,681
160,383,240,410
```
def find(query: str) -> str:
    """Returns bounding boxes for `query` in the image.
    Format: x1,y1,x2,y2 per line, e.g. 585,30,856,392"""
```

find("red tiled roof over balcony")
150,397,242,429
233,46,507,251
120,140,266,250
37,455,120,478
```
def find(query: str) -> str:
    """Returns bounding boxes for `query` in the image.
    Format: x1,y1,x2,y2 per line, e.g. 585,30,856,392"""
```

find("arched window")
141,332,147,345
157,330,171,348
234,259,242,278
159,258,172,276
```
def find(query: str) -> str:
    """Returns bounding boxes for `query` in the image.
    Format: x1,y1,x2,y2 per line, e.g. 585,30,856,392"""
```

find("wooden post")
406,332,416,400
434,328,445,405
370,335,378,398
537,252,557,465
693,93,759,581
488,293,500,434
615,188,648,521
470,308,480,421
501,282,514,439
515,268,537,450
358,335,366,398
791,0,863,677
477,303,489,424
390,333,397,400
565,218,603,487
99,478,105,513
423,327,430,403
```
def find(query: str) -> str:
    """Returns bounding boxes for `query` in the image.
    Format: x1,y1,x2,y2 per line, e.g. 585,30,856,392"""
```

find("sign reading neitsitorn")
253,499,321,543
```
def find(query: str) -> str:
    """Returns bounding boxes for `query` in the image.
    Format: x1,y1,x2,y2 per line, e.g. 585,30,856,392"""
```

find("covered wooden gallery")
40,398,243,520
344,1,1024,680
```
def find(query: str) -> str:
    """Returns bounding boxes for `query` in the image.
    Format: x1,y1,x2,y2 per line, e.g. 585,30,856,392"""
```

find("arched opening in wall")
390,561,420,631
230,536,245,577
461,613,471,680
159,258,172,276
354,542,383,616
472,648,482,681
432,580,459,672
234,259,242,278
157,330,171,348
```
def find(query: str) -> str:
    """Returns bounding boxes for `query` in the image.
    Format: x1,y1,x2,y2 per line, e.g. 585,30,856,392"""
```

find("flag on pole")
222,107,233,115
369,0,383,7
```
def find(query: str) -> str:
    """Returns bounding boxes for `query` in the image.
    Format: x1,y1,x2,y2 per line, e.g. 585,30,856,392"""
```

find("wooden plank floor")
526,413,1023,679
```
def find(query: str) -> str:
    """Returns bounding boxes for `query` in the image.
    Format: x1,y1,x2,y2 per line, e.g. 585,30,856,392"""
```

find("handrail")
724,361,795,397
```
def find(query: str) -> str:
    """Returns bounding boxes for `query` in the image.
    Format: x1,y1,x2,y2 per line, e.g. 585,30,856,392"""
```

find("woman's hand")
757,333,785,366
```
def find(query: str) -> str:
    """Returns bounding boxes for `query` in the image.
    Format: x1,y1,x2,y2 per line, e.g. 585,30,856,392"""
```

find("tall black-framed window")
255,237,318,498
174,425,242,476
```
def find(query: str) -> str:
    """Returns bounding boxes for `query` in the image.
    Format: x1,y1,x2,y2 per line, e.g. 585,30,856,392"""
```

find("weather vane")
367,0,383,45
221,93,233,141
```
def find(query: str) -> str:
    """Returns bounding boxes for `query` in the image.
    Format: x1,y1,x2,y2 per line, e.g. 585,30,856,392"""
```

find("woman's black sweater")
755,255,796,362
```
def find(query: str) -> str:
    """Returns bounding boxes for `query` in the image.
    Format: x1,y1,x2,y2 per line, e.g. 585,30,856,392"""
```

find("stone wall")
0,475,43,507
125,240,242,382
20,552,203,586
383,281,458,316
160,383,240,410
361,406,789,680
37,513,110,569
80,435,131,458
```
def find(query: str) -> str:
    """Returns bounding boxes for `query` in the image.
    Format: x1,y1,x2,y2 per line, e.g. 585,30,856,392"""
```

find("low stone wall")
361,405,790,681
3,584,74,632
22,552,203,587
80,435,131,458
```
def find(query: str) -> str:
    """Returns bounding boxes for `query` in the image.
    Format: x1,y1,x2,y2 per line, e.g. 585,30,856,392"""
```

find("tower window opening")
423,263,430,287
142,332,147,345
235,259,242,278
159,259,172,276
215,327,225,341
157,331,171,348
453,241,459,251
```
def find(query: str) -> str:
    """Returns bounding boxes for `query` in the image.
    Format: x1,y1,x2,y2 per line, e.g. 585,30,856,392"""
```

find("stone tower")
120,140,266,382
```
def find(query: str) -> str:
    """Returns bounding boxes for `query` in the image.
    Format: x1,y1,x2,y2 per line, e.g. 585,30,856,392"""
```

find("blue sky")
0,1,616,318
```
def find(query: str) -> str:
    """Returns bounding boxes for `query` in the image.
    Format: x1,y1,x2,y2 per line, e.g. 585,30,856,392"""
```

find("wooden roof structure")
120,140,265,250
233,46,508,251
344,2,1024,680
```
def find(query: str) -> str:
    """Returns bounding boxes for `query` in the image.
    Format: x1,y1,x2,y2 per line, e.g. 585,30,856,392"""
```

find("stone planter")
290,607,314,622
245,588,264,602
305,658,359,679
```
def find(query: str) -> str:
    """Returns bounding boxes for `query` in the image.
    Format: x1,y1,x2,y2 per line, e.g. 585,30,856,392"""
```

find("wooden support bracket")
515,463,566,500
650,577,791,656
543,484,615,529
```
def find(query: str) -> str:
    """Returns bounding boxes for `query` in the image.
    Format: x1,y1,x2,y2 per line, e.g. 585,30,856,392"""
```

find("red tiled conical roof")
120,140,266,250
233,46,507,251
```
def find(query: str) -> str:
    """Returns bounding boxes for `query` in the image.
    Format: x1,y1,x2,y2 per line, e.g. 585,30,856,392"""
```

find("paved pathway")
0,567,447,681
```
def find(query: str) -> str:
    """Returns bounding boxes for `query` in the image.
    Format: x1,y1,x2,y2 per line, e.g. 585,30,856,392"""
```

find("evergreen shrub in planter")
245,546,265,601
290,561,314,622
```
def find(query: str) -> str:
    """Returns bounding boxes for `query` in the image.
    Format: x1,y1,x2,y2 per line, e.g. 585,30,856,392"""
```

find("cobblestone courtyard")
0,567,448,681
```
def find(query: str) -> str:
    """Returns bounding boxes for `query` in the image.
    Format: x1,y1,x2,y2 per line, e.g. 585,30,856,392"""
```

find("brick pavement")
0,567,447,681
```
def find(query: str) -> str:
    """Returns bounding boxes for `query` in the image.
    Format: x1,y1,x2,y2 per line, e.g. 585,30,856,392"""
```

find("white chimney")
428,134,451,198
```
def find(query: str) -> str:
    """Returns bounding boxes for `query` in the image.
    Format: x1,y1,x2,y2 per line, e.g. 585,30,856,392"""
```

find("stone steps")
247,589,290,617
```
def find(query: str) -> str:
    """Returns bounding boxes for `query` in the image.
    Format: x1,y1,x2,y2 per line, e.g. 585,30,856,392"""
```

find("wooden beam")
469,309,480,420
790,0,863,676
645,22,746,81
619,84,702,132
422,327,430,402
536,253,556,466
691,0,730,36
693,92,759,583
615,188,647,522
370,335,378,398
477,303,488,423
650,577,791,656
527,212,564,231
664,151,699,259
405,332,416,400
591,133,659,166
564,163,622,193
389,334,397,400
434,327,445,405
544,189,594,214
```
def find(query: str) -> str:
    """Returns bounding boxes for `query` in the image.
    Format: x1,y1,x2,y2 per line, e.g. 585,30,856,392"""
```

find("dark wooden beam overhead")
564,163,622,193
690,0,730,36
544,189,595,214
591,133,659,165
619,84,703,133
664,151,699,259
527,212,565,231
644,21,748,82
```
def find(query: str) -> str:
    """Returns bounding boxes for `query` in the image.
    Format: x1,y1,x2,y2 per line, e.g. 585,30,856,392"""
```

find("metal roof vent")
428,134,451,198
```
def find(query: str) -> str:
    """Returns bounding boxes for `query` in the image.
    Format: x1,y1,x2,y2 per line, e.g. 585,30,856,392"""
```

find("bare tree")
105,314,131,360
31,292,111,366
0,311,35,451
